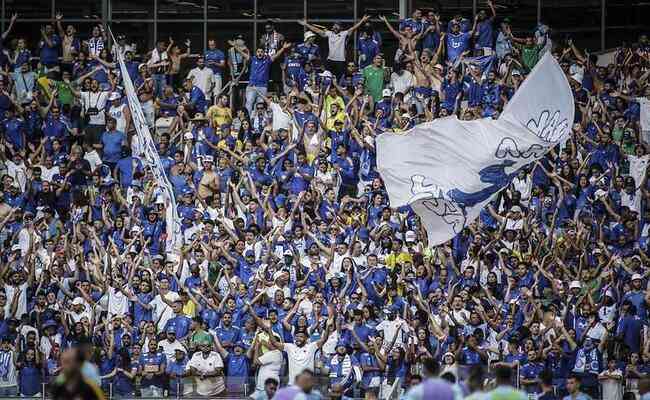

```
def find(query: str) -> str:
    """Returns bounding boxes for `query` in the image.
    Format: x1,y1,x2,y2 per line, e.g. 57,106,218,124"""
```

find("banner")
109,28,182,253
377,52,575,245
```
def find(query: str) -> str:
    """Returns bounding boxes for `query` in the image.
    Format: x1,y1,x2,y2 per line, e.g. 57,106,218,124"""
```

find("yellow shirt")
217,136,243,152
323,95,345,117
385,251,413,270
324,112,347,131
206,105,232,127
37,76,54,99
182,300,197,317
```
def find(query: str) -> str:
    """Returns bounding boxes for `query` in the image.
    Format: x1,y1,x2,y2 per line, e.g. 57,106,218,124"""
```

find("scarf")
329,354,352,380
573,347,600,374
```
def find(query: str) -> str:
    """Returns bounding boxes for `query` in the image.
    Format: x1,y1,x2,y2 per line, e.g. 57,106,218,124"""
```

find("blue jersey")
205,48,225,75
446,32,471,62
139,352,167,388
249,56,272,87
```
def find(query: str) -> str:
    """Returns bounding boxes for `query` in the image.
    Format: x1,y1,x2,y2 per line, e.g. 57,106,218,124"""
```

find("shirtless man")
404,38,445,114
137,64,156,128
197,156,220,200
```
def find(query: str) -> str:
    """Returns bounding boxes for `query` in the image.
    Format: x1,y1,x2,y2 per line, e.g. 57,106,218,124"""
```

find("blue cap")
245,250,255,257
43,320,57,329
220,123,231,131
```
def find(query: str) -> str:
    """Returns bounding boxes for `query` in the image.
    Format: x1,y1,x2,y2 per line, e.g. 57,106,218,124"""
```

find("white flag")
109,28,182,253
377,52,575,245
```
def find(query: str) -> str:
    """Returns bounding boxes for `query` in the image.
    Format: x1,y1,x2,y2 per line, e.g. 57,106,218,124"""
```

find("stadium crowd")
0,2,649,399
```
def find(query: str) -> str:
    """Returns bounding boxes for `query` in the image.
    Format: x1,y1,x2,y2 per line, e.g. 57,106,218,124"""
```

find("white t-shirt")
39,165,59,183
270,102,291,132
81,91,110,126
186,351,225,396
107,286,130,318
84,150,103,172
390,71,415,98
151,291,180,331
39,333,63,360
255,349,283,392
325,30,349,62
187,67,214,97
108,104,128,133
159,339,187,361
376,319,407,349
599,369,623,400
4,282,28,319
284,341,319,385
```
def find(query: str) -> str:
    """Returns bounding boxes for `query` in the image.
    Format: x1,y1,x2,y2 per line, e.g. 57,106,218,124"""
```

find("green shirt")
520,45,542,72
363,65,384,102
54,80,75,107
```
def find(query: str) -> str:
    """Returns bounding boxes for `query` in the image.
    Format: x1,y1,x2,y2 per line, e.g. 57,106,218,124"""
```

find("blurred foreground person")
50,348,105,400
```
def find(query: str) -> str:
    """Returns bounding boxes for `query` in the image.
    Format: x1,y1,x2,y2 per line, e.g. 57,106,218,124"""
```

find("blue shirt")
205,48,226,75
139,351,167,388
446,32,471,62
101,130,126,163
39,34,61,66
475,19,495,49
3,117,25,150
164,315,192,339
115,156,144,188
188,86,207,113
166,358,188,396
249,56,272,87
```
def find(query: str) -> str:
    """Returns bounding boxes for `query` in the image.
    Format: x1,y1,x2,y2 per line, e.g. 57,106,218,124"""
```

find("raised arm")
379,16,403,40
297,20,327,37
348,15,371,34
3,13,17,40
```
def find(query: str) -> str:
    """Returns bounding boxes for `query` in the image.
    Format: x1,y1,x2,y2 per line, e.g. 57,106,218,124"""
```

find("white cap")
184,131,194,140
304,31,316,40
11,244,21,252
108,92,122,101
72,297,84,305
632,273,643,281
569,280,581,289
404,230,417,243
382,88,392,97
511,205,522,213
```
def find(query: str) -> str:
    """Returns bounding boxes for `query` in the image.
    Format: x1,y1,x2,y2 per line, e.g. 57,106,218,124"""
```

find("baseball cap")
632,273,643,281
405,231,417,243
569,281,581,289
382,88,392,97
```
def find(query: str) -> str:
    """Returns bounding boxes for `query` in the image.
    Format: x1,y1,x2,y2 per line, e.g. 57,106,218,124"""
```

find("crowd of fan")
0,2,650,399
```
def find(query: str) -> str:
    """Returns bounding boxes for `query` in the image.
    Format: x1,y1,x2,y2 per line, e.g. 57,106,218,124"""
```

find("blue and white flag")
109,28,182,253
376,52,574,246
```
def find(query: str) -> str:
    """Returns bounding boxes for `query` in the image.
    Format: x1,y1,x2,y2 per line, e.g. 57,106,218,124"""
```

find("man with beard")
266,315,333,385
187,340,225,396
187,57,215,106
299,16,370,79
